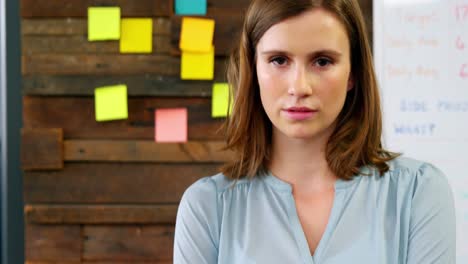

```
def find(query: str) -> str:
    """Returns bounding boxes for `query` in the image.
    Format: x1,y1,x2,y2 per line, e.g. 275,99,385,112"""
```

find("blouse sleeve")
173,177,220,264
406,163,456,264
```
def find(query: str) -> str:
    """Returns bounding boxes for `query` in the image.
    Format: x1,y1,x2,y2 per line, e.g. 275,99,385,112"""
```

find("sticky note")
175,0,207,15
179,17,215,52
212,83,231,118
181,46,214,80
88,7,121,41
155,108,188,142
120,18,153,53
94,84,128,121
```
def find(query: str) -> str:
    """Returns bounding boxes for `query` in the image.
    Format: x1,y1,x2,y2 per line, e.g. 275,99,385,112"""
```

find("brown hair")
221,0,400,181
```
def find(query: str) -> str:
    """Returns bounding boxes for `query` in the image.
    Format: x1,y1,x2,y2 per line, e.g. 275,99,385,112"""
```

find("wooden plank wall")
20,0,372,263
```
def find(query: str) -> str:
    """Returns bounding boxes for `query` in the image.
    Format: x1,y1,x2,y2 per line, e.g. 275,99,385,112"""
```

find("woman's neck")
268,129,338,194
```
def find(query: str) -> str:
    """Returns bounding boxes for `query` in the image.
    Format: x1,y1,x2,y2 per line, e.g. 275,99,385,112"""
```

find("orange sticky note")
155,108,188,142
179,17,215,52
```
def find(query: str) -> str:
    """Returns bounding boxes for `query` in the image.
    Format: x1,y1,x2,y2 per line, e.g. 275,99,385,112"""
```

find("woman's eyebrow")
259,49,342,58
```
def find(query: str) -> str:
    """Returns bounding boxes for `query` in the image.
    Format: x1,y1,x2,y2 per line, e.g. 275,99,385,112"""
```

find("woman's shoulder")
179,172,248,207
374,156,453,199
384,157,456,251
385,156,446,180
177,173,255,228
387,155,434,173
182,173,240,198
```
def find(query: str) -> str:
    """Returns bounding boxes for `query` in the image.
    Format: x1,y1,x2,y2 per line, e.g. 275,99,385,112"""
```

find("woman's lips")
282,107,318,121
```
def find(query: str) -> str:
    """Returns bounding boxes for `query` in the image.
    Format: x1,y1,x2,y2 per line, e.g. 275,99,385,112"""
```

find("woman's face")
256,8,353,141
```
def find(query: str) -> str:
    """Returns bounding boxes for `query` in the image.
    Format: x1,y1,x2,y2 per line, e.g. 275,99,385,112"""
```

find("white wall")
374,0,468,263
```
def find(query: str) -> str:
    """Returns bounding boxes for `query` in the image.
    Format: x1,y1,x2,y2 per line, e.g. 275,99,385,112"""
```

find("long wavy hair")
221,0,399,181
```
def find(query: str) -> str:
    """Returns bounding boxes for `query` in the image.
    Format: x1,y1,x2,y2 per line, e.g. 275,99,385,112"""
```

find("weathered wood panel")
21,18,171,36
22,35,171,55
23,96,225,140
64,140,231,162
358,0,373,46
26,262,170,264
25,224,81,262
21,135,222,167
22,75,216,96
22,54,179,76
84,262,171,264
25,204,178,224
21,0,172,17
83,225,173,261
26,261,172,264
24,260,83,264
21,128,64,170
21,0,254,18
22,54,228,78
207,0,251,9
24,163,218,203
83,262,171,264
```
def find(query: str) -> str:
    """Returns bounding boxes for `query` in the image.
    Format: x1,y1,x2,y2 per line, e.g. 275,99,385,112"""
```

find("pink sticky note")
155,108,188,142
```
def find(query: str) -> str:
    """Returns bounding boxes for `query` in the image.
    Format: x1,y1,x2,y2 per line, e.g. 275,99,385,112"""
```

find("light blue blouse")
173,157,456,264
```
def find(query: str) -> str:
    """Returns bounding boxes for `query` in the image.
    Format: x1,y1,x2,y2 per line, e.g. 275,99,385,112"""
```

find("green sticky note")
212,83,231,118
94,84,128,121
88,7,121,41
120,18,153,53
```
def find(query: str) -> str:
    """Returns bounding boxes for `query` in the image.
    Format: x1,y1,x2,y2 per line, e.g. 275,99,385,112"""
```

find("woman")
173,0,456,263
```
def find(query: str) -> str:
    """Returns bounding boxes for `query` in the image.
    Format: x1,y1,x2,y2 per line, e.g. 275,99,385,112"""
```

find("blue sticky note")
175,0,207,15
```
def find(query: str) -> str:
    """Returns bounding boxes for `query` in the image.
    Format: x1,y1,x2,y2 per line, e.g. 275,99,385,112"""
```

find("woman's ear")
347,75,354,91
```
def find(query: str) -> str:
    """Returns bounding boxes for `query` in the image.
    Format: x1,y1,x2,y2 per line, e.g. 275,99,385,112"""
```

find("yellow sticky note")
88,7,121,41
120,18,153,53
179,17,215,52
212,83,231,118
94,85,128,121
181,47,214,80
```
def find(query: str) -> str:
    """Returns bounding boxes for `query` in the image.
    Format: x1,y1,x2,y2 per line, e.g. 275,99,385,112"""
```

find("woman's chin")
283,129,316,140
280,125,331,141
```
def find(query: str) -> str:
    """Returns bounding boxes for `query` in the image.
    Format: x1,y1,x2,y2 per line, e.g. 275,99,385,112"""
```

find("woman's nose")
288,66,313,97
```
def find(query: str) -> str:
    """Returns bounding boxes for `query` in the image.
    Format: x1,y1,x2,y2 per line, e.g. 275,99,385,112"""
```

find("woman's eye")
315,58,332,67
270,57,288,66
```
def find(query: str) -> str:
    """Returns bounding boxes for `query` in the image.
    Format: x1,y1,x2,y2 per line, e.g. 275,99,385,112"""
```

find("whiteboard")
374,0,468,262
